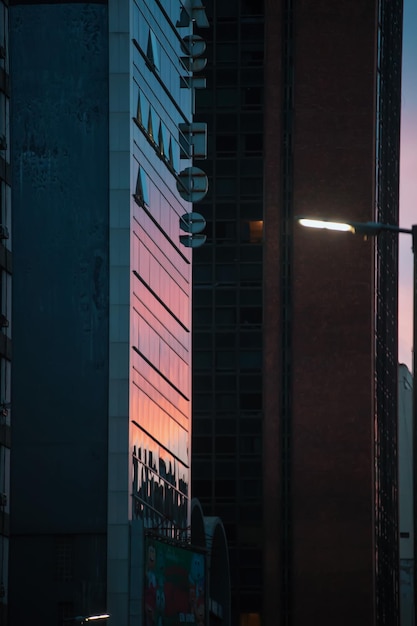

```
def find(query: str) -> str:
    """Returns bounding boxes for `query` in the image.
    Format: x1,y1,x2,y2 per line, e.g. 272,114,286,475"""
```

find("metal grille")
374,0,403,623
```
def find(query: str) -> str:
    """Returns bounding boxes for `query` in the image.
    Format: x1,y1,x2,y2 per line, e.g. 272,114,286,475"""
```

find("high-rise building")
0,0,11,622
192,1,403,625
8,2,229,626
398,363,414,626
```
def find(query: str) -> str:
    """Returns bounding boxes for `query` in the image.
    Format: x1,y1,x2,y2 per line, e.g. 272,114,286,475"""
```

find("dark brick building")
192,1,402,625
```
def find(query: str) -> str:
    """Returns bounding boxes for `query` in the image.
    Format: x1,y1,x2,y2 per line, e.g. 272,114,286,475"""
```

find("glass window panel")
193,437,213,454
239,418,262,434
194,333,212,349
193,418,212,435
216,374,236,391
215,418,236,435
215,289,236,304
240,158,263,176
216,179,237,196
240,289,262,305
216,22,238,39
239,332,262,349
216,436,236,450
215,332,235,348
216,135,237,154
216,308,236,324
240,246,263,262
242,87,262,109
239,307,262,324
216,114,238,132
240,23,264,40
216,44,238,63
239,204,263,220
215,394,236,410
217,88,239,106
216,351,235,369
244,135,263,154
194,308,213,325
193,480,212,497
240,393,262,410
216,265,237,282
239,352,262,370
194,394,213,411
240,437,262,455
241,178,263,196
194,374,213,391
240,264,262,281
194,265,213,282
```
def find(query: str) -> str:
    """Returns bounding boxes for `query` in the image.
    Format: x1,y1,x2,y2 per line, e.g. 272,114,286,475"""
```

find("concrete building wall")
9,3,109,623
0,0,11,622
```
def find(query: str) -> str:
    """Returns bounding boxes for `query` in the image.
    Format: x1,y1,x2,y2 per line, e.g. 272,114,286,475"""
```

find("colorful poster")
144,536,205,626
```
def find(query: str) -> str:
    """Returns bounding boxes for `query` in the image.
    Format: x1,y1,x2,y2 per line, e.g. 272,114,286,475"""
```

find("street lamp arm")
295,216,413,237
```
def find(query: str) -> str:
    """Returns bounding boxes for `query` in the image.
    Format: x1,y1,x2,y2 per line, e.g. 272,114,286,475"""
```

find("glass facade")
192,1,264,622
129,0,196,538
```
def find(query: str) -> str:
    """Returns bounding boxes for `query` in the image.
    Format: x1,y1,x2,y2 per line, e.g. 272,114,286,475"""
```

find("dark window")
240,289,262,305
215,394,236,410
241,178,263,196
215,221,236,240
215,418,236,434
244,134,263,154
239,332,262,348
241,23,264,40
194,351,212,370
242,87,262,109
217,202,237,218
215,288,236,304
194,308,213,325
216,351,236,369
193,418,212,435
215,332,236,348
216,114,238,132
239,307,262,324
240,393,262,410
216,68,238,84
194,394,213,411
239,351,262,371
216,377,236,396
215,479,236,496
216,308,237,324
216,264,237,282
194,374,213,391
217,88,239,107
240,437,262,454
194,265,213,282
216,22,238,39
194,333,212,349
215,436,236,450
193,436,213,454
241,0,264,16
216,177,237,194
239,418,262,434
193,480,212,497
240,264,262,282
216,135,237,154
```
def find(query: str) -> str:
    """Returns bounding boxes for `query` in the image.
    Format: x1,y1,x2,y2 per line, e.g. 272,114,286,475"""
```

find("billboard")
144,536,205,626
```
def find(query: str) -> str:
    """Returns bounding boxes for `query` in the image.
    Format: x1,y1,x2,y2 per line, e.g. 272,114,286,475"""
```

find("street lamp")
296,215,417,612
64,615,110,625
